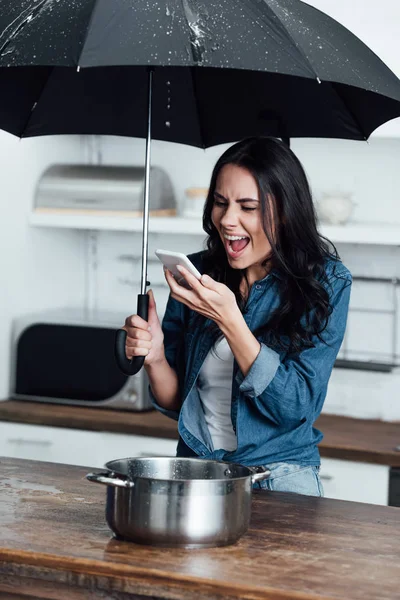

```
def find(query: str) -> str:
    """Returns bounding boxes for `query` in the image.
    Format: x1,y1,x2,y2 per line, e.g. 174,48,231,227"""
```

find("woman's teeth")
224,235,247,241
224,234,250,255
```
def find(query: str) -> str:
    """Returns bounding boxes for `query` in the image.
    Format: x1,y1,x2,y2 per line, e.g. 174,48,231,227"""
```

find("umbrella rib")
240,0,318,80
20,66,54,138
251,2,366,139
329,83,368,140
76,0,101,67
189,67,207,149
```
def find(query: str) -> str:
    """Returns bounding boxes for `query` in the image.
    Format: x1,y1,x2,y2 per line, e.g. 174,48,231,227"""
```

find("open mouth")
224,235,250,258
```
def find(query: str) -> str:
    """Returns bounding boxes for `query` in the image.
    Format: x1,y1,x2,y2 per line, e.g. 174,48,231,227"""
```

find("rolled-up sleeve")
235,272,352,426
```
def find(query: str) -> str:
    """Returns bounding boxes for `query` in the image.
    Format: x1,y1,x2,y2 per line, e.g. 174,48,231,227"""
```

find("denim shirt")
151,252,352,468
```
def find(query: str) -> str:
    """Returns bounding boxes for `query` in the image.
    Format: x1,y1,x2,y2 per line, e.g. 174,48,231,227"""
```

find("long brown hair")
201,136,344,353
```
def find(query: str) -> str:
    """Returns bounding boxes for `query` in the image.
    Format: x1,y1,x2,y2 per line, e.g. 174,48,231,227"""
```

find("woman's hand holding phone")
155,249,202,288
121,290,165,366
164,264,239,328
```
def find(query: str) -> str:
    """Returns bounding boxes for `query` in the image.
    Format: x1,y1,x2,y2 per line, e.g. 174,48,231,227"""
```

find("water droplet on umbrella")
0,45,16,57
0,0,60,56
182,0,208,64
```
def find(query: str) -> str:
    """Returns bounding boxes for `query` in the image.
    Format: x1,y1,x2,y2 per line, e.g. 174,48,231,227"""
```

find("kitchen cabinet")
320,457,389,505
0,422,177,469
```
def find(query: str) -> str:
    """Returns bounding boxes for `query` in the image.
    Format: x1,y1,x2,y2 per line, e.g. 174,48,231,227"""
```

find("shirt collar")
255,267,282,285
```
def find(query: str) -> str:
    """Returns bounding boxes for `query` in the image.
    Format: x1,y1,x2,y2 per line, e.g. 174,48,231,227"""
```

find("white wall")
0,132,85,398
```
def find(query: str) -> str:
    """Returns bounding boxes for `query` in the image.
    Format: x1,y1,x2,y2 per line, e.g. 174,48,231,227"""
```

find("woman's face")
211,163,273,281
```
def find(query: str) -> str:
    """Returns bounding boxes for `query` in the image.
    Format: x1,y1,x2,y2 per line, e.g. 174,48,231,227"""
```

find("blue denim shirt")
151,252,352,468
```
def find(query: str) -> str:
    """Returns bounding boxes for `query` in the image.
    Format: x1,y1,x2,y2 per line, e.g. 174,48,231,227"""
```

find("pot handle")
86,471,135,489
248,466,271,484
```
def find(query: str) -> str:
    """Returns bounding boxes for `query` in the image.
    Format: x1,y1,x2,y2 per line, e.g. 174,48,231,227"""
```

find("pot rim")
103,456,270,484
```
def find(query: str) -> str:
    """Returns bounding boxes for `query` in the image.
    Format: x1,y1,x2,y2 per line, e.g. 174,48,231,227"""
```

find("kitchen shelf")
29,213,203,234
29,212,400,246
319,223,400,246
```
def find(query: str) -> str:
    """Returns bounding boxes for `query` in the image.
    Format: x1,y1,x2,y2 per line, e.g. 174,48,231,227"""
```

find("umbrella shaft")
140,68,153,295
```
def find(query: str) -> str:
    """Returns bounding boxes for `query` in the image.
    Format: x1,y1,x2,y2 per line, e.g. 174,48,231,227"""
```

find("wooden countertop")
0,457,399,600
0,400,400,466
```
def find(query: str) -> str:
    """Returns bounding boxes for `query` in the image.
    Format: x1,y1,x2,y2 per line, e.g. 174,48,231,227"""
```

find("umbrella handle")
114,294,149,376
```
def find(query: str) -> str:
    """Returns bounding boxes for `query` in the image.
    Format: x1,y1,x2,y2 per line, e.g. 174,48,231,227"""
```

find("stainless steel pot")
86,456,270,548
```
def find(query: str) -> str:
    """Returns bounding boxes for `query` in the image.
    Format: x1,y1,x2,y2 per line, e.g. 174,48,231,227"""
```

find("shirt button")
256,284,262,290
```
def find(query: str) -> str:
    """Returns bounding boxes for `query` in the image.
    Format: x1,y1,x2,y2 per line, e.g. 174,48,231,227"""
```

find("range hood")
33,164,176,217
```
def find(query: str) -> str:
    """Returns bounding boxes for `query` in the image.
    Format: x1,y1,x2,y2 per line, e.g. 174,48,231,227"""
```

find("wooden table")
0,400,400,466
0,457,399,600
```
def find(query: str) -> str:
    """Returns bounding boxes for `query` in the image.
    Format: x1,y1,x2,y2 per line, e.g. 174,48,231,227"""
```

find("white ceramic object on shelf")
181,187,208,218
317,192,356,225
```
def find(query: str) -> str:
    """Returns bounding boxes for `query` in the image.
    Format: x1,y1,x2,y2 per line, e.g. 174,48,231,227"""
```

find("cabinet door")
0,422,57,463
320,458,389,505
0,422,178,469
0,422,105,467
96,432,178,467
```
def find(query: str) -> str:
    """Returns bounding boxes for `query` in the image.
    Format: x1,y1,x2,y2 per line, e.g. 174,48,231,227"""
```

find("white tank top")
197,336,237,451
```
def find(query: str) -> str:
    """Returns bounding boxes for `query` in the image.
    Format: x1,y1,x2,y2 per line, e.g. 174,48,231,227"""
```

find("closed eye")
214,200,257,212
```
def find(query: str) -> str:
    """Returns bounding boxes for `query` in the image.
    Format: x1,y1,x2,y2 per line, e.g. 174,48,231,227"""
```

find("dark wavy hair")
201,136,339,354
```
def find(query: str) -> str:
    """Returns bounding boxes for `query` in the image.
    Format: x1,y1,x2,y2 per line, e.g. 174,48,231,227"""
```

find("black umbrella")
1,0,400,375
2,0,400,143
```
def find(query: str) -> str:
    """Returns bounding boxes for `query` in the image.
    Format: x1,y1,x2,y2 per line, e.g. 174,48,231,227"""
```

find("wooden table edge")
0,549,338,600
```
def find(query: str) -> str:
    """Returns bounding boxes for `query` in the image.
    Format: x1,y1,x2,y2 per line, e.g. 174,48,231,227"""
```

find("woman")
122,137,352,497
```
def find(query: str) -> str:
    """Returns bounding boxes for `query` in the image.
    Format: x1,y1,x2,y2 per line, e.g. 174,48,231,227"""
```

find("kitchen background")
0,0,400,424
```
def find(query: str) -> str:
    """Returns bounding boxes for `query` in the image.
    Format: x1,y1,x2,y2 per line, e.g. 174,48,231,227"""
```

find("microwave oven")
10,309,153,411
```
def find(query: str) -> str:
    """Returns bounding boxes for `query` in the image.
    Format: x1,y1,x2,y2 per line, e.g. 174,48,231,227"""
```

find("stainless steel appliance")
33,164,176,217
87,457,270,547
10,309,152,411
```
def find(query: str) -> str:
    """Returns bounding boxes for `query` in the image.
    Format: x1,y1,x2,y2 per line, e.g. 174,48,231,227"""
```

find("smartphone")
155,249,202,287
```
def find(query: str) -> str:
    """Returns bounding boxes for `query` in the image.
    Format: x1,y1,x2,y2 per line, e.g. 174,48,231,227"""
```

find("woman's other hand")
122,290,164,365
164,265,239,327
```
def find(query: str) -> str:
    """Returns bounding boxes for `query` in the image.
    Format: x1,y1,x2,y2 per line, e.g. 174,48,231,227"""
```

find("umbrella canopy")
1,0,400,144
